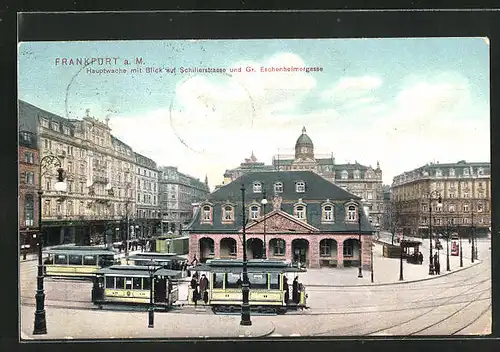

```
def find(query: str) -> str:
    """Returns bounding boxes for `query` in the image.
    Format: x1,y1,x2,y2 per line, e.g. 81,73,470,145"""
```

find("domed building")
294,126,315,161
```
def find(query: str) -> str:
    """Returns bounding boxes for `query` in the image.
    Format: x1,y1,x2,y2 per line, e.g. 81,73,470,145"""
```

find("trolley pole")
399,231,404,281
446,224,450,272
240,184,252,326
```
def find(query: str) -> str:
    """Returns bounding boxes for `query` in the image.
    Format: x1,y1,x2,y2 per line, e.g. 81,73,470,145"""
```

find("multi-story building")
272,127,384,227
380,185,392,230
19,100,136,246
391,161,491,237
158,166,210,235
19,130,40,251
134,152,159,238
187,170,375,269
220,152,275,186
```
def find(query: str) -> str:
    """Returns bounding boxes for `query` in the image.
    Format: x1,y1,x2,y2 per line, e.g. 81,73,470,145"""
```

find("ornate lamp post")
240,184,251,326
33,155,66,335
147,261,158,328
426,191,442,275
261,188,268,260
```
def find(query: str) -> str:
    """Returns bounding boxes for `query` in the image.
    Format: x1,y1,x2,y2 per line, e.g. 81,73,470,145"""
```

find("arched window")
353,170,360,179
223,205,234,221
347,205,357,221
449,168,455,177
24,194,34,226
201,205,212,223
253,181,262,193
323,205,334,222
249,205,260,220
274,182,283,193
295,205,306,219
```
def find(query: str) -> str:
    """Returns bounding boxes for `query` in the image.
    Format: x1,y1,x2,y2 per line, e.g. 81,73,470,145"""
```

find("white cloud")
321,75,383,104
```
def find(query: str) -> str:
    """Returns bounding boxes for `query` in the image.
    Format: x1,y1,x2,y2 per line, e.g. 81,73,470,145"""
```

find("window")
24,194,34,226
51,122,59,131
105,277,115,289
343,241,353,256
142,277,151,291
323,205,334,221
125,278,132,290
296,181,305,193
213,273,225,289
463,168,469,176
477,203,483,212
422,205,428,212
115,277,125,289
347,205,356,221
24,152,34,164
274,182,283,193
353,170,360,179
463,204,469,212
478,167,484,175
250,205,259,220
341,170,348,179
253,181,262,193
449,168,455,177
224,272,240,289
320,241,331,257
223,205,234,221
270,273,280,290
367,191,373,200
63,126,70,135
435,169,442,177
25,171,34,185
83,255,97,265
273,239,285,256
248,273,268,289
41,118,49,128
54,254,68,265
463,193,469,198
202,206,211,222
448,204,456,212
295,205,306,219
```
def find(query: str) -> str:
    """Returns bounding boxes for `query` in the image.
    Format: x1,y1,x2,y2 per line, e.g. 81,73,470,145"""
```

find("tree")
387,200,404,245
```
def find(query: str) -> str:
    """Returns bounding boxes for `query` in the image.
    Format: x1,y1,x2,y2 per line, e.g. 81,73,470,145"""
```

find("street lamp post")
240,184,252,326
33,155,66,335
426,191,442,275
471,210,475,263
370,242,374,283
459,229,463,267
399,229,404,281
261,189,268,260
147,261,157,328
445,220,451,272
357,200,363,279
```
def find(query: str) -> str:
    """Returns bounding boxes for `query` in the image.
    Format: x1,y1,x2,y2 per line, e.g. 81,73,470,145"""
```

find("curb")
305,260,482,288
256,322,276,338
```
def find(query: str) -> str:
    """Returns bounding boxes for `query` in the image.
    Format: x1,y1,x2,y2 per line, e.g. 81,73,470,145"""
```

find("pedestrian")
191,254,198,266
418,252,423,265
435,259,441,275
292,276,299,304
199,274,209,304
190,275,199,307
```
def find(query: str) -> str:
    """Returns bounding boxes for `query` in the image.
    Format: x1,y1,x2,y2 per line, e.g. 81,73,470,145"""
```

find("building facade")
19,100,137,246
380,185,392,231
134,152,160,238
271,127,384,227
391,161,491,237
158,166,210,235
19,130,40,251
187,171,375,269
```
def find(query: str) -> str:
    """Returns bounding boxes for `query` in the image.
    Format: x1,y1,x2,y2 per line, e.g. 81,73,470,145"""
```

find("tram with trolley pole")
91,264,182,311
189,259,309,315
43,245,120,279
127,252,187,270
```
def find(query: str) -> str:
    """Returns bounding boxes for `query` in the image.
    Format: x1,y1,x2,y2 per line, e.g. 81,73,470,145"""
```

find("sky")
18,38,490,190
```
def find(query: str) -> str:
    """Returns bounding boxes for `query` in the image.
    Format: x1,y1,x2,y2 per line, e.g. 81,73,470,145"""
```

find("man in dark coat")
199,274,209,304
283,276,289,304
190,276,199,307
418,252,424,264
292,276,299,304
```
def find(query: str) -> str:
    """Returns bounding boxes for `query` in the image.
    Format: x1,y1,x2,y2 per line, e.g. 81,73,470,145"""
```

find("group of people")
190,272,209,307
283,276,302,304
408,251,424,265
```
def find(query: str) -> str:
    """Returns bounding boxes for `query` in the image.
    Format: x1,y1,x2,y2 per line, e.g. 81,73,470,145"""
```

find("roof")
18,100,75,135
187,171,374,233
295,126,313,147
45,246,117,256
192,259,307,273
129,253,186,261
97,265,182,277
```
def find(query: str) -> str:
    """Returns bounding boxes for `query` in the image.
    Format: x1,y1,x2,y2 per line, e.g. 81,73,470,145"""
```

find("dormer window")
295,205,306,220
463,168,469,176
201,205,213,224
274,182,283,193
222,205,234,222
51,122,59,131
250,205,260,220
341,170,348,179
346,204,357,221
296,181,305,193
253,181,262,193
322,205,334,222
478,167,484,175
435,169,442,177
449,168,455,177
353,170,360,179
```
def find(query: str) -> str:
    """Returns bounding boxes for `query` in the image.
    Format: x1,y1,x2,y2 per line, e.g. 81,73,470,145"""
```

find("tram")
128,252,187,270
190,259,309,314
43,245,119,279
91,264,181,310
451,235,460,256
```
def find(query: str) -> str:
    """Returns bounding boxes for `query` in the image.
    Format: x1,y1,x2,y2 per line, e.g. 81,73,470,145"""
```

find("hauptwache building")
186,170,375,269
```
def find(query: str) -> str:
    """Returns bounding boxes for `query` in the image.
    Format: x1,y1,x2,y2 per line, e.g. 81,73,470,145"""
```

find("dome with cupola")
295,126,314,159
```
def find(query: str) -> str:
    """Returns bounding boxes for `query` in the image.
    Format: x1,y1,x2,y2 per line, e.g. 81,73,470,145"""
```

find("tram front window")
248,273,267,289
83,255,97,265
213,273,224,289
54,254,68,265
99,255,115,267
115,277,125,289
44,254,53,264
69,255,83,265
133,277,142,289
225,272,241,289
270,273,280,289
105,277,115,289
143,277,151,291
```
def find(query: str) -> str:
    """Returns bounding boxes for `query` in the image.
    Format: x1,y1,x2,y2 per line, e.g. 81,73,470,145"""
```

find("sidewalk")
297,237,488,287
20,305,275,340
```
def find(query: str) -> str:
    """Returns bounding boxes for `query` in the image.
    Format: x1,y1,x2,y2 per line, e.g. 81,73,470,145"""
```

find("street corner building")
186,170,376,269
